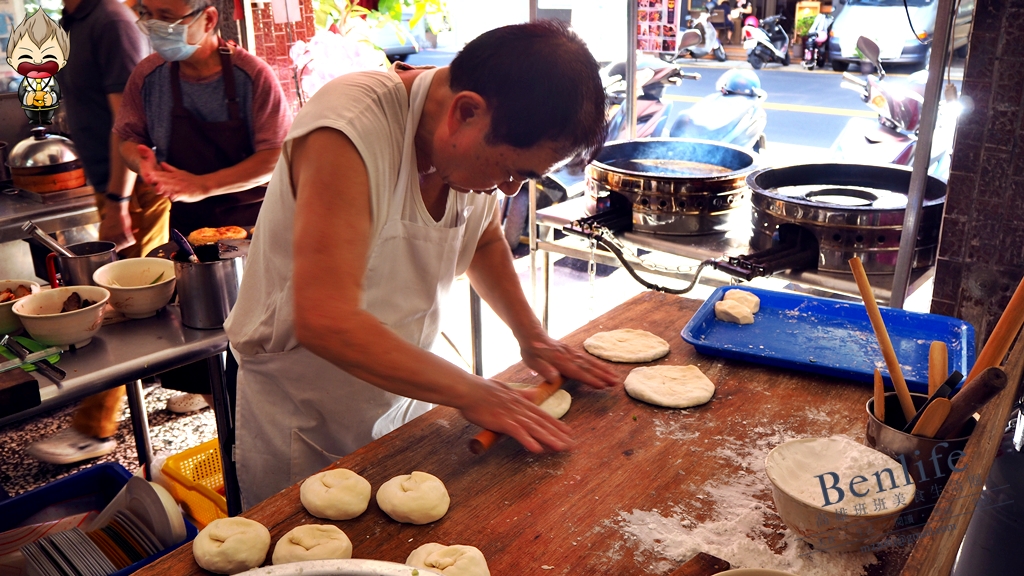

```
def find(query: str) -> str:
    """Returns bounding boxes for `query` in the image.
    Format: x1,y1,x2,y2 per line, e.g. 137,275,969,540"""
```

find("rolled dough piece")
271,524,353,565
406,543,491,576
723,289,760,313
624,365,715,408
715,299,754,324
376,471,450,524
192,517,271,575
506,383,572,418
583,329,670,363
300,468,372,520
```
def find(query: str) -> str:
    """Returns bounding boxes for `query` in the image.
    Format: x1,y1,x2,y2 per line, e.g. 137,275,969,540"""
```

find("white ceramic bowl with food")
0,279,41,335
764,436,915,552
92,258,176,319
13,285,110,348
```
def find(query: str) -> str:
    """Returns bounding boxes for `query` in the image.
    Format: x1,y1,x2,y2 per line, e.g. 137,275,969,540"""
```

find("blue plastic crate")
0,462,198,575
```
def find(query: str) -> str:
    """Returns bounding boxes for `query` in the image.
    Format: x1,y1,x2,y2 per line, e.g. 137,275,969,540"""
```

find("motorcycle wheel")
713,46,727,62
782,49,791,66
749,54,764,69
832,60,850,72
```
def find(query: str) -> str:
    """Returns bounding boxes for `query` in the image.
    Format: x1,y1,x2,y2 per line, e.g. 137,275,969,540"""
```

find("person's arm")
291,127,573,453
142,148,280,202
99,93,138,251
466,203,620,389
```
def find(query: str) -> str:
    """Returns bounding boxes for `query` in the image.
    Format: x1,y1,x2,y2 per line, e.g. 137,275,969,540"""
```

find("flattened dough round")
583,329,670,363
506,383,572,419
724,289,760,313
715,299,754,324
624,365,715,408
271,524,352,565
300,468,371,520
406,543,491,576
376,471,450,524
192,517,270,574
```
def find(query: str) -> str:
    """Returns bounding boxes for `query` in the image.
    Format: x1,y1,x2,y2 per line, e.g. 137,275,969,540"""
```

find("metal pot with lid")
6,126,87,193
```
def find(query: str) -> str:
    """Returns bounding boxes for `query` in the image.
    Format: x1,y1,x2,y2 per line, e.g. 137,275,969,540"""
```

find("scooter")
830,37,960,180
743,14,790,69
675,6,727,63
801,13,832,70
668,69,768,151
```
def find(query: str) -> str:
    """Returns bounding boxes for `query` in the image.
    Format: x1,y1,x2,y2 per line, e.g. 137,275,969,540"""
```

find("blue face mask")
138,13,204,62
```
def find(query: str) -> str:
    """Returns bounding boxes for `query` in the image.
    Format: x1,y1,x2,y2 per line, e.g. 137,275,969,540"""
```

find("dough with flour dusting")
624,365,715,408
272,524,352,564
406,543,490,575
724,289,760,313
715,299,754,324
300,468,371,520
583,329,670,363
192,517,270,574
376,471,450,524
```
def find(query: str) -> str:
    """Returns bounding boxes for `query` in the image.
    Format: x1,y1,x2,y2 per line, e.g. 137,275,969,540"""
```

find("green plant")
312,0,449,36
795,15,815,39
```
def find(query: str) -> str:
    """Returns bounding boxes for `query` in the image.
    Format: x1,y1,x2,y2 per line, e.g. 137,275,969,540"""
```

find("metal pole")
625,0,639,140
125,380,153,478
530,0,538,22
889,0,957,309
469,287,483,376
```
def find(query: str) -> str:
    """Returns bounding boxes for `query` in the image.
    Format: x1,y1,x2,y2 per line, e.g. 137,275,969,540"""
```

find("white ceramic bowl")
718,570,800,576
13,285,110,348
92,258,176,319
0,279,41,335
765,436,915,552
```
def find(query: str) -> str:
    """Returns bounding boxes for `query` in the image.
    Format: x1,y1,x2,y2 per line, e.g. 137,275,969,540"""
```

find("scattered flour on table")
612,427,878,576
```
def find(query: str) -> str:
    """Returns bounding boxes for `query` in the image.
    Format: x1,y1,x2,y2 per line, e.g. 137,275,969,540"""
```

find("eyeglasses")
135,5,208,35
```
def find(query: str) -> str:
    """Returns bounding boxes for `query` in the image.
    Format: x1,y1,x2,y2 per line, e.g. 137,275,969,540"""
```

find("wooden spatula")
911,398,952,438
929,341,948,396
669,552,731,576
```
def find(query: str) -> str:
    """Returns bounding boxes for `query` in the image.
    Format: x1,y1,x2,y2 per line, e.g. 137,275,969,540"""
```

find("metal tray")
681,286,975,393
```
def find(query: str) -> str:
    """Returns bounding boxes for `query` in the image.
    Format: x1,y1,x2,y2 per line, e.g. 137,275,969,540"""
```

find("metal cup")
46,241,117,288
174,255,244,329
865,392,976,527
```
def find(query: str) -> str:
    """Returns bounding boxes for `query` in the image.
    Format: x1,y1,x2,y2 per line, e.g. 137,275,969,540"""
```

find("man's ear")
204,7,220,34
446,91,488,135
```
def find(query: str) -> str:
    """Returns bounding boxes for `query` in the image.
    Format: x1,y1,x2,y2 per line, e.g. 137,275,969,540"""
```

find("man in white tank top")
225,21,620,508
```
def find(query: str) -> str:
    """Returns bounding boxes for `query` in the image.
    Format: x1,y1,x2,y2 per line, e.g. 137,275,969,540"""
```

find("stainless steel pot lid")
7,127,81,168
238,559,423,575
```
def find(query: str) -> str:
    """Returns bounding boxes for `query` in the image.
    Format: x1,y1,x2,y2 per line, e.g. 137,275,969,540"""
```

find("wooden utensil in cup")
849,257,916,422
911,398,952,438
929,341,948,396
873,368,885,422
470,376,565,454
965,275,1024,383
935,366,1008,439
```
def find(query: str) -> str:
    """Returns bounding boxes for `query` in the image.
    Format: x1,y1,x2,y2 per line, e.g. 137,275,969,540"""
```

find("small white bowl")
13,285,110,348
0,279,41,335
92,258,176,319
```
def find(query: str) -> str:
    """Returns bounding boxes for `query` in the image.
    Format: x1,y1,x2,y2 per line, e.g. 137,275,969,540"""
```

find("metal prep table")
0,305,236,510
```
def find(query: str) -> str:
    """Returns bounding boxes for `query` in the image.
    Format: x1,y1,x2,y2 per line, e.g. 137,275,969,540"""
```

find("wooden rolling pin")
849,257,916,422
965,274,1024,383
935,366,1008,439
469,376,565,454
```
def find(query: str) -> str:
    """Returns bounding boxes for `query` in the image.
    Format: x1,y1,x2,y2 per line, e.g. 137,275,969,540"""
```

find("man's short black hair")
448,20,606,163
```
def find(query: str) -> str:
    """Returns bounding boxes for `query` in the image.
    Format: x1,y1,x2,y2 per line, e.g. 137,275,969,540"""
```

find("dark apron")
166,40,265,233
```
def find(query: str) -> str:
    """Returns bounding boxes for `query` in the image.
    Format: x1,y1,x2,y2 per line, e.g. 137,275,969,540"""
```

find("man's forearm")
119,139,144,174
199,149,280,197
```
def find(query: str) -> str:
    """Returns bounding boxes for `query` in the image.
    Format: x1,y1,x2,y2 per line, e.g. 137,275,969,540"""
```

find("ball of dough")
406,543,490,576
271,524,353,565
192,517,270,575
714,299,754,324
506,383,572,419
300,468,372,520
723,289,760,313
624,365,716,409
583,329,670,363
376,471,450,525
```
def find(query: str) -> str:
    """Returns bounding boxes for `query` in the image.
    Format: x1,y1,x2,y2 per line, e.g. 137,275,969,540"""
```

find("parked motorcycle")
801,13,832,70
675,5,727,62
830,37,959,180
743,14,790,69
669,69,768,151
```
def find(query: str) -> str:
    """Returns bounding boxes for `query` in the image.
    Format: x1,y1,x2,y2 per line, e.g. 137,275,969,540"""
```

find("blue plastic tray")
681,286,975,393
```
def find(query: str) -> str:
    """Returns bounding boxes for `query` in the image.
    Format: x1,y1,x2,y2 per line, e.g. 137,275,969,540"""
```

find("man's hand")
457,379,574,453
519,330,620,391
99,201,135,251
135,145,208,202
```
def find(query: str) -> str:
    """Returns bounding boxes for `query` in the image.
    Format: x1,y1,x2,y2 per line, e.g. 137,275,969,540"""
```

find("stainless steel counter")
0,189,99,244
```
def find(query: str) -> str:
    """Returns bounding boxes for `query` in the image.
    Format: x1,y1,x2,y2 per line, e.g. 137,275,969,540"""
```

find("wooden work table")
141,291,1020,575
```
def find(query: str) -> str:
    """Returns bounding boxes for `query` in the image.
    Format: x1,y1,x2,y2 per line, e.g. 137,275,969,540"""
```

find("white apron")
233,68,472,509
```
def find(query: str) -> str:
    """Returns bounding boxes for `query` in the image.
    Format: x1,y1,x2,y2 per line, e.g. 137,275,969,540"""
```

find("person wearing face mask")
114,0,289,413
224,21,621,509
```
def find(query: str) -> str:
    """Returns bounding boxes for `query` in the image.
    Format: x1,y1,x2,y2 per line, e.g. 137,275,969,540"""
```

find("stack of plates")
21,528,115,576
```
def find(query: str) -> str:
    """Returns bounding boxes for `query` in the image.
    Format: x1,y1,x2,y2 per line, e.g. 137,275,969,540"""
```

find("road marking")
664,94,877,118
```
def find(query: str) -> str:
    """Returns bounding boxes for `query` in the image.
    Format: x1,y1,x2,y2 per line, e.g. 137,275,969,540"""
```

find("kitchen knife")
0,345,62,373
0,335,65,383
936,366,1008,439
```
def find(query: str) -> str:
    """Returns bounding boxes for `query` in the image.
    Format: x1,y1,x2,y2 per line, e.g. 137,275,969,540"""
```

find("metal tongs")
0,335,65,384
